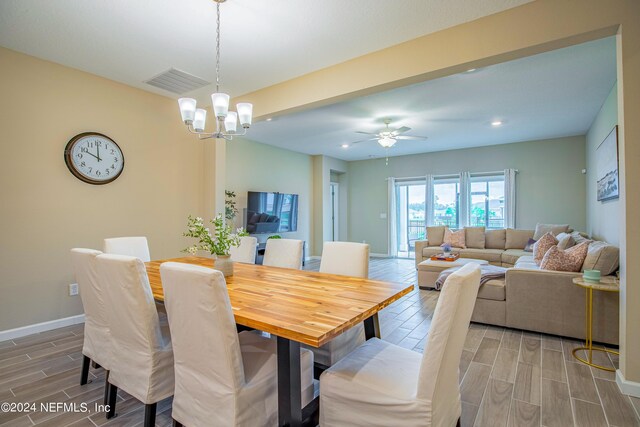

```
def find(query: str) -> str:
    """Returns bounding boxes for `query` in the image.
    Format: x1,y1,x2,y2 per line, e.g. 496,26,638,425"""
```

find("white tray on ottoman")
417,258,489,289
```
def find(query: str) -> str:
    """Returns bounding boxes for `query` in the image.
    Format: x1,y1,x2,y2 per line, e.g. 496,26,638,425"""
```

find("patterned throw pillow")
533,232,558,265
443,227,466,249
540,241,591,272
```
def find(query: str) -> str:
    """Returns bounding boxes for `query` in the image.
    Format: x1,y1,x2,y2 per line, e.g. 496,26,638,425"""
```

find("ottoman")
417,258,489,289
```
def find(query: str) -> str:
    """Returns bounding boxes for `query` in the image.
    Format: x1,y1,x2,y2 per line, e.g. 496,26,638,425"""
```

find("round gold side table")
572,276,620,372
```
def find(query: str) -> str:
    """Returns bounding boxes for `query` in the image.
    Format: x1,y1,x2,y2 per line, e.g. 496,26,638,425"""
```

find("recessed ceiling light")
265,118,273,122
491,120,503,127
341,144,349,148
465,68,477,73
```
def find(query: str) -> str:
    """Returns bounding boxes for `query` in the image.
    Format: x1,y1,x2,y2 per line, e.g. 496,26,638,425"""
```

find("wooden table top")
146,257,414,347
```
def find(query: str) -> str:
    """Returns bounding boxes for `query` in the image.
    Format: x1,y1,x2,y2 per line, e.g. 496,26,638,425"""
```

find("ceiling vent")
145,68,211,94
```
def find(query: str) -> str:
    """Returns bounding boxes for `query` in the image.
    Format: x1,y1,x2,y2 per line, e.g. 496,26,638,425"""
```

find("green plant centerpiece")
183,214,248,277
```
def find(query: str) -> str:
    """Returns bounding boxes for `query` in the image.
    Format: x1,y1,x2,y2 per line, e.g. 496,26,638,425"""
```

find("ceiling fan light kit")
177,0,253,141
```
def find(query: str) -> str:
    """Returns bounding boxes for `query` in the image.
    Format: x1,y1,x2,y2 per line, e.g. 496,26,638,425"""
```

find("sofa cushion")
477,279,505,301
502,249,529,266
514,260,540,270
421,246,460,258
444,227,466,248
556,232,575,250
426,226,445,246
582,241,619,275
533,223,570,240
465,227,486,249
506,229,534,249
570,231,590,244
458,248,503,263
485,229,506,249
540,241,590,272
533,232,558,265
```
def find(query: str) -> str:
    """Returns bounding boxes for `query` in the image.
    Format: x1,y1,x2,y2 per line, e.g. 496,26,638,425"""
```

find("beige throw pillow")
485,229,506,249
505,229,535,249
582,241,619,275
443,227,466,248
426,226,445,246
556,232,576,250
465,227,486,249
533,223,570,240
533,232,558,265
540,241,591,272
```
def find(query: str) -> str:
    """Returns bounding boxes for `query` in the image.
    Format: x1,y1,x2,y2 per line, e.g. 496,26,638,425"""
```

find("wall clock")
64,132,124,185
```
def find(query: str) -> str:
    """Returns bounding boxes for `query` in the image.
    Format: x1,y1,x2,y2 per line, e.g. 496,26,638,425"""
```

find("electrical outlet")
69,283,79,296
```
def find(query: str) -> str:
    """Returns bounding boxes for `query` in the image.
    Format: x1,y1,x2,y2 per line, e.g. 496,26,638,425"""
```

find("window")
433,176,460,228
470,174,505,229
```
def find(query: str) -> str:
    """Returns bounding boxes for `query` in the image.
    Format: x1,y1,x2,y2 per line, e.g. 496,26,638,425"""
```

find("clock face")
64,133,124,184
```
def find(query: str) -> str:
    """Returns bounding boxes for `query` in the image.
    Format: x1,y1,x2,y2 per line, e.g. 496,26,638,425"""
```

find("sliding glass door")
394,181,426,258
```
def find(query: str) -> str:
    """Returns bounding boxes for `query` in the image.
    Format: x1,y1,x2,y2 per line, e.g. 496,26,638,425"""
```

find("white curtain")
459,172,471,228
504,168,517,228
425,175,435,226
388,177,398,257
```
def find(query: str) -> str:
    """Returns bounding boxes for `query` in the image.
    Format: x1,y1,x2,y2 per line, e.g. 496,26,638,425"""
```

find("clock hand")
96,144,102,162
85,151,99,160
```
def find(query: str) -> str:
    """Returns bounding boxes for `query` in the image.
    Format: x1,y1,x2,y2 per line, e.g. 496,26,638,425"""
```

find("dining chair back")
319,241,369,277
70,248,110,384
161,262,316,426
417,263,481,424
103,236,151,262
96,254,174,426
263,238,303,269
230,235,258,264
310,242,370,368
161,262,245,425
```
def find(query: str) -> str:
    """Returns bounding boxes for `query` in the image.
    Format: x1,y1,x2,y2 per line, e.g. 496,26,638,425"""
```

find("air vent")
145,68,211,94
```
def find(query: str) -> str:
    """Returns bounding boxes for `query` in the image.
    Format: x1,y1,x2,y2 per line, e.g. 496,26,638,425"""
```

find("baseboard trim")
616,369,640,397
0,314,85,342
370,253,390,258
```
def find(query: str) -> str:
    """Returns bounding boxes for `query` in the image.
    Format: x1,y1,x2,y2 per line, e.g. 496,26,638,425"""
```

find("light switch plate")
69,283,79,296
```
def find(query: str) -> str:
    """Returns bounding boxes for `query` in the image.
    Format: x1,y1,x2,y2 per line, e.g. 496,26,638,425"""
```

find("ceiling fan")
351,119,428,148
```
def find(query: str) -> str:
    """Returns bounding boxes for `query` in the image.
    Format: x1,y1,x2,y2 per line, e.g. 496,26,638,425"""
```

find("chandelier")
177,0,252,140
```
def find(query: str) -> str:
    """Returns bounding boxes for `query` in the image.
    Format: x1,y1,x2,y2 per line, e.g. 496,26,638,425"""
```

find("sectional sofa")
414,226,620,344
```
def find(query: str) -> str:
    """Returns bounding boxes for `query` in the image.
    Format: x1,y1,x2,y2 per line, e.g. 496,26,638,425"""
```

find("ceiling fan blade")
396,135,428,141
355,131,380,136
350,137,379,144
392,126,411,134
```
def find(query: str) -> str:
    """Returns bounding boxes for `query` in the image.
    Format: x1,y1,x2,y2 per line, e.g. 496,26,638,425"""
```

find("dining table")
145,256,414,427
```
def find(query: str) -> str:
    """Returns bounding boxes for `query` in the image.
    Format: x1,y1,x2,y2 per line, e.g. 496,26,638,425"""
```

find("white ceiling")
0,0,531,102
247,37,617,161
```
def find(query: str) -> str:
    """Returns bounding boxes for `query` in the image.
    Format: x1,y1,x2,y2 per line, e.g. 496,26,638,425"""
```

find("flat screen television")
245,191,299,234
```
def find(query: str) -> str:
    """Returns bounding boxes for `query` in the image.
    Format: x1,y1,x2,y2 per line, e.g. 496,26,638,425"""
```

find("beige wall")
225,137,313,251
586,83,619,245
238,0,640,385
0,47,204,330
348,136,587,254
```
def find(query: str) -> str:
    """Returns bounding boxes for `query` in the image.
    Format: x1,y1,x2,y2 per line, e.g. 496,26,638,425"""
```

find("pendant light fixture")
177,0,252,140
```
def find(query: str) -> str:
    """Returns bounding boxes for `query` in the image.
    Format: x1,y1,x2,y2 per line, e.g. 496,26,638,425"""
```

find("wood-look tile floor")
1,257,638,426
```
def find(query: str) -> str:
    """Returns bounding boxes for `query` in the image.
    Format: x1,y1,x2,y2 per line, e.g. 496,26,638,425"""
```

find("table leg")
277,336,302,427
364,313,381,340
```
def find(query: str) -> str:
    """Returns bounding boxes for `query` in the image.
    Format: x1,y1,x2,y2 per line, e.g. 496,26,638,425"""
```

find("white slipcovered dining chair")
70,248,111,389
96,254,174,427
263,238,303,269
103,236,151,262
304,242,369,369
160,262,315,427
320,263,481,427
229,235,258,264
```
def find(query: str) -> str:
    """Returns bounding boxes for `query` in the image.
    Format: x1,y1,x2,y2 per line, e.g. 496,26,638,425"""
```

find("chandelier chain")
215,1,221,92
